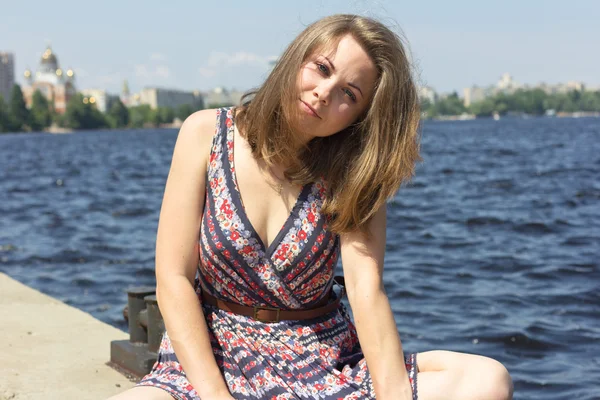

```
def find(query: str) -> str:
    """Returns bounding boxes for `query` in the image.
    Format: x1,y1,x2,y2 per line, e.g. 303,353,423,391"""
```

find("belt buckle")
253,305,281,323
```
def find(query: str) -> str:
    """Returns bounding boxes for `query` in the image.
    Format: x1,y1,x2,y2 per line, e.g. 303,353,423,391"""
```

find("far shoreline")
1,122,182,135
1,113,598,135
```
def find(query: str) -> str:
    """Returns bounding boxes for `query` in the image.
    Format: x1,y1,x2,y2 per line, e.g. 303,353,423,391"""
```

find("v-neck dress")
137,107,418,399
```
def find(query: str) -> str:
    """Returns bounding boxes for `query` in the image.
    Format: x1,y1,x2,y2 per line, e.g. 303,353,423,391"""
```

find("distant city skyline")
2,0,598,95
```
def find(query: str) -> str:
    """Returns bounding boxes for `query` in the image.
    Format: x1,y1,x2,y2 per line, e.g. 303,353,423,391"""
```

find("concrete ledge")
0,273,136,400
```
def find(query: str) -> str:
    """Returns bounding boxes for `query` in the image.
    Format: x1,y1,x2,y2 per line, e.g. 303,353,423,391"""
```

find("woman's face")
294,34,377,141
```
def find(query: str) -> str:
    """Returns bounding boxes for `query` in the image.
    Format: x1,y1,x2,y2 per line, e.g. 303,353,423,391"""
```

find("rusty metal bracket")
109,287,165,379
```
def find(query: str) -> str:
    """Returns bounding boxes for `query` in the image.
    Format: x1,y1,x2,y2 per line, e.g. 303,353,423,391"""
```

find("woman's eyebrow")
324,56,364,98
348,82,363,98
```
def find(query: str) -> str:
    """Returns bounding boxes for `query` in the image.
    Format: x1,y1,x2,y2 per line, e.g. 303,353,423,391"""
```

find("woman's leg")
106,386,176,400
416,350,513,400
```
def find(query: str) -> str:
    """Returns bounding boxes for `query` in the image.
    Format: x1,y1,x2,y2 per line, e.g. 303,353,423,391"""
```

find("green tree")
50,107,64,127
63,93,108,130
549,93,577,113
29,90,52,131
579,91,600,112
107,98,129,128
420,98,434,118
149,108,162,127
64,94,86,129
508,88,547,115
159,107,175,124
469,98,495,117
433,88,600,118
128,104,153,128
0,95,8,132
433,92,466,116
561,97,577,113
206,102,233,109
9,84,29,132
176,104,194,121
568,89,582,105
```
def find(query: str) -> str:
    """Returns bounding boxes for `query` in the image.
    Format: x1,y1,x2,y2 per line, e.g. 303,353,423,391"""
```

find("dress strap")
205,108,231,179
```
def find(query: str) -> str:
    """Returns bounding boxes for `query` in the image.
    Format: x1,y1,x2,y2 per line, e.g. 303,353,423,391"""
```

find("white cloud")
96,72,122,86
134,64,151,79
150,52,166,61
74,67,89,78
198,51,276,83
198,67,216,78
131,52,173,86
205,51,276,69
134,63,170,80
155,66,170,78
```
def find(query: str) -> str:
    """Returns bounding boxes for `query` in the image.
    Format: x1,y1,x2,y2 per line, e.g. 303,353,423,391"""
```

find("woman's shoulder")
176,108,221,148
168,109,222,173
181,108,220,135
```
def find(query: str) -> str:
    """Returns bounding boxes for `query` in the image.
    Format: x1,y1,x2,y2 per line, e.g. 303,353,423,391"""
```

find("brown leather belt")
200,276,346,323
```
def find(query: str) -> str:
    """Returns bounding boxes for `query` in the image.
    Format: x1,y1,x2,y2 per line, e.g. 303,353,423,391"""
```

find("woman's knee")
106,386,174,400
417,350,513,400
477,357,513,400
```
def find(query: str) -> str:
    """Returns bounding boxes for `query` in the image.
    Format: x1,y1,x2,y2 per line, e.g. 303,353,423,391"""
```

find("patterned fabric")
137,108,418,399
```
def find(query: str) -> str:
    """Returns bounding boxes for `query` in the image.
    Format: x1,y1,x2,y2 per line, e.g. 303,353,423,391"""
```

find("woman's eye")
316,63,329,74
344,89,357,102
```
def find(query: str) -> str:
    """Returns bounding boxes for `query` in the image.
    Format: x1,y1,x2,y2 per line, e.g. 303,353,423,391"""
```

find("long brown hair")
235,14,422,236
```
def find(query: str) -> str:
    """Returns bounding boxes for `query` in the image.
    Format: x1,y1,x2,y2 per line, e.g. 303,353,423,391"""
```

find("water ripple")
1,118,599,399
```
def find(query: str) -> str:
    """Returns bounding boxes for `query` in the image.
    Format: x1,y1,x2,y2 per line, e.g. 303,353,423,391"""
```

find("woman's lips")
300,100,321,119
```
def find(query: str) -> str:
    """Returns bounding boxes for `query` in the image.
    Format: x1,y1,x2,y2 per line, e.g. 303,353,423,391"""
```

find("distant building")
204,87,246,107
129,87,204,110
554,81,585,94
463,85,487,107
460,75,595,108
120,80,131,106
535,82,552,94
0,52,15,103
80,89,119,113
534,81,586,95
418,86,437,105
586,84,600,92
21,46,77,114
462,73,523,107
495,73,521,94
229,89,245,106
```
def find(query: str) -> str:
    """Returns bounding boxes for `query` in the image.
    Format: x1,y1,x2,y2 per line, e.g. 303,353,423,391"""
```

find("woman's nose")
313,82,332,105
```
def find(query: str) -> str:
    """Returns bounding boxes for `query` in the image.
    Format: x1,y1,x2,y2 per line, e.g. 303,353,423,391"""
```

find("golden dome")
40,46,58,66
56,68,63,76
24,69,31,78
66,69,74,77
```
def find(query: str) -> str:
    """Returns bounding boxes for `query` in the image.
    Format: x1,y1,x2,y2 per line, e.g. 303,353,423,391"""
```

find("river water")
1,116,598,399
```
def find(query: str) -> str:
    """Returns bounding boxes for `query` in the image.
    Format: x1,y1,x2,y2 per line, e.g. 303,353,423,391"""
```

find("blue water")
1,117,598,399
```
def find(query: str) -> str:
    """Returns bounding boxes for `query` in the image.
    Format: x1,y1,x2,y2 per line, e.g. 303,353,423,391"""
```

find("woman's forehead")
304,34,346,58
308,35,370,61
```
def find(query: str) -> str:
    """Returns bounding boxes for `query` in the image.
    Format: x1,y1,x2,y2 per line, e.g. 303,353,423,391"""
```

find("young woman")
109,14,513,400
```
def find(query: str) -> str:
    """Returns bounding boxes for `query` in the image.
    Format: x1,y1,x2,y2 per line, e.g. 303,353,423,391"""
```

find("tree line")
6,83,599,132
0,84,210,133
422,88,600,118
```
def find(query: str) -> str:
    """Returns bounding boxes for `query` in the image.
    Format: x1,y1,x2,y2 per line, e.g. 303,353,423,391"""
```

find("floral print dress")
137,107,418,399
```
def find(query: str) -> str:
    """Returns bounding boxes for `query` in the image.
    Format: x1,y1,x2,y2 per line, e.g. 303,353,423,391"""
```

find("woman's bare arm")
154,109,231,398
340,204,413,400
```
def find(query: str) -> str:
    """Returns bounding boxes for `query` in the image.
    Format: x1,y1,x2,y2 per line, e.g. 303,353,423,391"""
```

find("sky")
2,0,598,95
